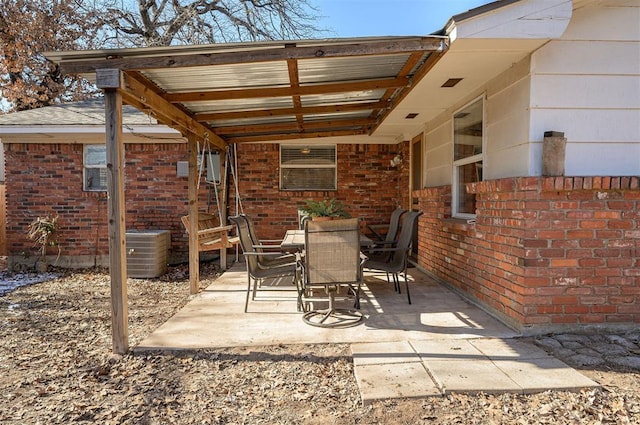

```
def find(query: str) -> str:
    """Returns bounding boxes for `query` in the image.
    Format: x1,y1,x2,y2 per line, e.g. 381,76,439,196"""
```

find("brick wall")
5,141,406,268
416,176,640,333
4,143,196,267
232,143,406,240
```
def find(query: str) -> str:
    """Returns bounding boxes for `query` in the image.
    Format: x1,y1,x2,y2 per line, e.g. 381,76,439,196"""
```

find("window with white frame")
280,145,336,191
452,97,484,218
83,144,107,191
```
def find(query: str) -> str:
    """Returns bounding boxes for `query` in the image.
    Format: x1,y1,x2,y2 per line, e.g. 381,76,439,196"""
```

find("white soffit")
374,0,574,140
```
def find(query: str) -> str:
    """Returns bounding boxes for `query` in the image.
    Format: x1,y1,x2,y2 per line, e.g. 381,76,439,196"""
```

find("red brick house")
1,0,638,339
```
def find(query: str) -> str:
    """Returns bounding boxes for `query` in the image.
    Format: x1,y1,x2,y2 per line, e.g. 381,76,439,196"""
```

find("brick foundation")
415,176,640,333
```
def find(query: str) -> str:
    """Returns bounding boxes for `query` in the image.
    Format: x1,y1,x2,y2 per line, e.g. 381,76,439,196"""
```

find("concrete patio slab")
137,262,518,350
136,261,599,402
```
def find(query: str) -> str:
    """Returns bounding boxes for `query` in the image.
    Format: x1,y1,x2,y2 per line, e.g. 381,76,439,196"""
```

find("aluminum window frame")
280,144,337,191
452,96,485,219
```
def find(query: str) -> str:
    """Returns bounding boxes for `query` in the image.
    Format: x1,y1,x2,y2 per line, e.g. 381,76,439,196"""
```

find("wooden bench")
181,213,240,252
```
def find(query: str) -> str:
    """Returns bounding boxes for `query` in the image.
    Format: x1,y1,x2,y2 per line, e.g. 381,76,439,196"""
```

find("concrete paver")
410,339,486,362
354,362,441,403
351,341,419,366
491,358,600,394
468,338,553,360
427,359,521,394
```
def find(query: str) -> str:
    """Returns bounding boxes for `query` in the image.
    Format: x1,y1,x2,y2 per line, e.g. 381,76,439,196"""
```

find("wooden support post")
187,135,200,294
97,69,128,354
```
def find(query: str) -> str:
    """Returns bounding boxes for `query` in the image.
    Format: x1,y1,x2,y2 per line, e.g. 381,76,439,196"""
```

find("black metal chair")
367,207,407,245
239,214,296,267
364,210,423,304
229,215,297,312
297,218,365,328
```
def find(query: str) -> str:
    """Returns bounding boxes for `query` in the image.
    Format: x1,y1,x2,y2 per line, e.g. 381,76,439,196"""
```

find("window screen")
280,145,336,191
84,144,107,191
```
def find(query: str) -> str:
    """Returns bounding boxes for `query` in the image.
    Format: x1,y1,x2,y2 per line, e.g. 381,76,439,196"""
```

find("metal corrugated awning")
45,36,448,149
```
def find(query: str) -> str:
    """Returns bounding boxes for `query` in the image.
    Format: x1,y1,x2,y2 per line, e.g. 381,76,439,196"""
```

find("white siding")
424,120,453,187
529,2,640,176
422,56,533,186
485,73,532,179
565,143,640,175
419,0,639,185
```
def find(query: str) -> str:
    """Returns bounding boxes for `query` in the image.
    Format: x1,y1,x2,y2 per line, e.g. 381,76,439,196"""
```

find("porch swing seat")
181,213,240,252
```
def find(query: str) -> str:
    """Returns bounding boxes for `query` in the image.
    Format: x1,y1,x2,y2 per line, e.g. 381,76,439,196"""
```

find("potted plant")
299,198,351,221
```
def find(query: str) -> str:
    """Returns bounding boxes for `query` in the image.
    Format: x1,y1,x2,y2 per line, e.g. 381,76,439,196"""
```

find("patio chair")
298,218,366,328
367,207,407,246
364,210,423,304
229,215,298,313
238,214,296,267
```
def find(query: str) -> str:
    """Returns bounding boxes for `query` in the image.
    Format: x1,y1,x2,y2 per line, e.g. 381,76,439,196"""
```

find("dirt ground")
0,264,638,424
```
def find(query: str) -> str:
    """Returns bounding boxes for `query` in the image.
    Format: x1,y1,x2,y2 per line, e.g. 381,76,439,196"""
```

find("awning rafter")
121,71,226,149
46,36,448,144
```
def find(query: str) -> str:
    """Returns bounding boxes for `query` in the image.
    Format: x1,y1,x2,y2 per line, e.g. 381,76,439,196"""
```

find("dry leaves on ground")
0,264,639,424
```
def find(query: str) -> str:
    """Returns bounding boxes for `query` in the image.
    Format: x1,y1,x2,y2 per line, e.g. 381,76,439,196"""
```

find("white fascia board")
451,0,573,40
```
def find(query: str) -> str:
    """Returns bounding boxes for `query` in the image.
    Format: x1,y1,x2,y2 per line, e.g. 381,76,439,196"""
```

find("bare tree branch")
0,0,102,112
99,0,324,47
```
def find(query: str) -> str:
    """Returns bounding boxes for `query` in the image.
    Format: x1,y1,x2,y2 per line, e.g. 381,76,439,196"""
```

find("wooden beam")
58,37,447,74
97,69,129,355
165,77,410,103
187,135,199,295
194,100,389,122
214,118,375,136
230,129,367,143
120,71,227,150
287,58,304,127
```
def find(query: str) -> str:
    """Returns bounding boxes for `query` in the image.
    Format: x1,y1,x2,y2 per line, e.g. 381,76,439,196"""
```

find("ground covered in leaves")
1,264,639,424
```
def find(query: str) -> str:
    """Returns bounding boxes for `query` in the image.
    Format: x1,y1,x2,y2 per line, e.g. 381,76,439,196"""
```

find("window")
453,97,484,218
280,145,336,191
84,144,107,191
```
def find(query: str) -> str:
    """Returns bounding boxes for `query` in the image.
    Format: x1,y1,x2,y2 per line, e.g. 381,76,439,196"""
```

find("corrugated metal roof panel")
298,54,411,84
142,62,290,92
210,116,297,127
304,111,373,121
183,97,294,113
301,90,387,107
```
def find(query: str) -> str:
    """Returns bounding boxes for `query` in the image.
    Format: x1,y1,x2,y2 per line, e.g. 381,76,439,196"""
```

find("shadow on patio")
136,260,519,351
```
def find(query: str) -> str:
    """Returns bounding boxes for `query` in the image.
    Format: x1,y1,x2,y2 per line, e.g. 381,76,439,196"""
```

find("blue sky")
314,0,489,37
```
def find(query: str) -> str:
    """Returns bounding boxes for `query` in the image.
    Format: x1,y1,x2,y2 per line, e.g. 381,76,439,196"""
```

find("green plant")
299,198,350,218
27,213,59,257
